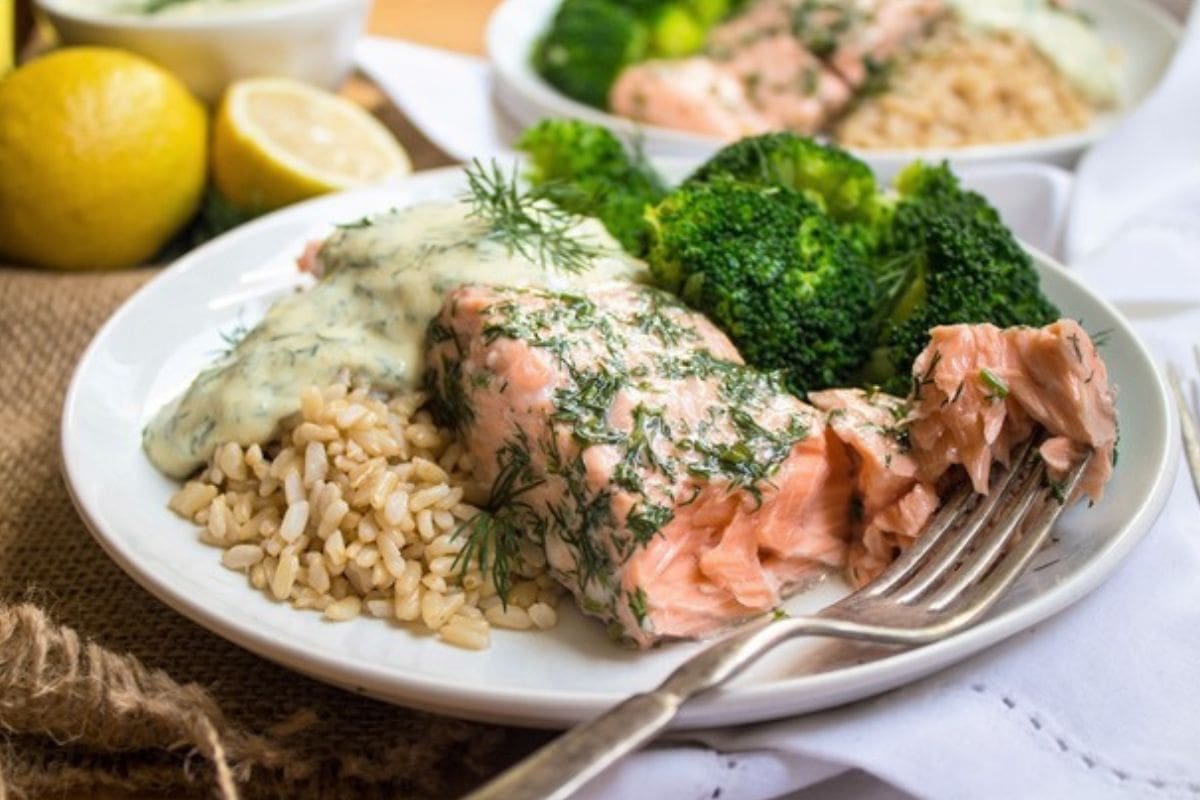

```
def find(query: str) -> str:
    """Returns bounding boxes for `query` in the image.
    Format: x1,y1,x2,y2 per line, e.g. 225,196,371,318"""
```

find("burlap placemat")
0,267,548,799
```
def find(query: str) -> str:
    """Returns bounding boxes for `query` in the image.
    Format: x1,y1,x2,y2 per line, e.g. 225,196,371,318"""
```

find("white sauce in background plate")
947,0,1121,105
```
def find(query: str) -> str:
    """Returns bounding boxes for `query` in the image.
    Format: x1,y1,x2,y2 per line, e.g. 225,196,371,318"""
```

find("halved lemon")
212,77,412,212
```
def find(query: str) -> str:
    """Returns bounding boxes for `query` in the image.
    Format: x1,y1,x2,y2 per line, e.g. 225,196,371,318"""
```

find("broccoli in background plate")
533,0,648,109
534,0,741,110
518,119,667,256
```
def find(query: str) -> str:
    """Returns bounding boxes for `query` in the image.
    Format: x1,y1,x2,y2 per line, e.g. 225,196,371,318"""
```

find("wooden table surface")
367,0,501,55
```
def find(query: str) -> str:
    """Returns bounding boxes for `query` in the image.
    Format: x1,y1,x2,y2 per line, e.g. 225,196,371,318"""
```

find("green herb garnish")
463,158,600,275
979,368,1009,401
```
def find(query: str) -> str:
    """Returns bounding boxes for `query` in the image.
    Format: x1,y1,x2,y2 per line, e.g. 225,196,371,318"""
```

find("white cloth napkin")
357,38,516,162
356,13,1200,798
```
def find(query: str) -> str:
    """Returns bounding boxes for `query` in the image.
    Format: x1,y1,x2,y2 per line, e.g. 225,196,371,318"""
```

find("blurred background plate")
487,0,1182,178
35,0,370,103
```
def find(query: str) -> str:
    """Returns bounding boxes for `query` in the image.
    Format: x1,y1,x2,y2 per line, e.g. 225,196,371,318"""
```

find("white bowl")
37,0,372,104
488,0,1181,179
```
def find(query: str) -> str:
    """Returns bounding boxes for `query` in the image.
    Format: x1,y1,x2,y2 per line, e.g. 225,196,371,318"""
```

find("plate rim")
61,165,1178,728
485,0,1183,164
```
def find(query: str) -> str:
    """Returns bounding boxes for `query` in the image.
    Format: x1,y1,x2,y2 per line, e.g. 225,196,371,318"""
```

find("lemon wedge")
212,77,412,211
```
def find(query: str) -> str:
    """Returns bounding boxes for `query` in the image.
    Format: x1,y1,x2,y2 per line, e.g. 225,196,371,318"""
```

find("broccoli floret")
518,120,667,256
646,179,876,392
649,4,708,55
535,0,743,108
534,0,737,108
688,134,885,227
613,0,733,54
687,133,891,257
862,162,1061,393
534,0,648,108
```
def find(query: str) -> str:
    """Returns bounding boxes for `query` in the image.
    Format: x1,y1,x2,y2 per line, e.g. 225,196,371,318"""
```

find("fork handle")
465,689,681,800
465,615,904,800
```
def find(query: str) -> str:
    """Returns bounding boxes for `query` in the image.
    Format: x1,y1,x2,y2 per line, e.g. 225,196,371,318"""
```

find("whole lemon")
0,47,207,271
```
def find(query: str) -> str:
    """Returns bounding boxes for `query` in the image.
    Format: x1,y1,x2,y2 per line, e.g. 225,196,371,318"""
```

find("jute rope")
0,267,546,799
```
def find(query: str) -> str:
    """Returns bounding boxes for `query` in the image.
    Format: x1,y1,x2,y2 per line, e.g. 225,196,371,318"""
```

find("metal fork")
466,438,1091,800
1165,345,1200,505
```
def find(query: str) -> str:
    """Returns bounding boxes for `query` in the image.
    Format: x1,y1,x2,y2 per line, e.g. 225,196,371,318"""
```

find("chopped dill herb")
452,431,546,602
912,350,941,400
335,213,378,230
426,319,456,344
463,159,600,275
216,319,250,357
628,587,649,627
1068,333,1084,363
979,368,1009,402
772,608,790,621
425,354,474,433
626,502,674,546
554,365,625,445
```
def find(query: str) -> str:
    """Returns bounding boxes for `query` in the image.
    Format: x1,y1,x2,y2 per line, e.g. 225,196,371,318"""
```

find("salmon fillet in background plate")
610,0,946,137
425,282,1117,647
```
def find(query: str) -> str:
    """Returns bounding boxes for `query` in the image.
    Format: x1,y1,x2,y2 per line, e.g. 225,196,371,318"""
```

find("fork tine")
855,483,974,598
926,455,1047,610
1193,343,1200,376
935,453,1092,619
887,438,1039,603
860,438,1037,600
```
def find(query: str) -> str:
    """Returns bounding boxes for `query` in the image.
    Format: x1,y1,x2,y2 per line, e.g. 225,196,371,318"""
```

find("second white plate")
487,0,1181,177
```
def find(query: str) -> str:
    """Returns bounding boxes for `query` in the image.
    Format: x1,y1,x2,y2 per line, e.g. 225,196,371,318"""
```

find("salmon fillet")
909,320,1117,504
425,282,851,646
610,0,944,138
809,388,939,587
609,58,773,139
813,321,1117,587
709,0,946,89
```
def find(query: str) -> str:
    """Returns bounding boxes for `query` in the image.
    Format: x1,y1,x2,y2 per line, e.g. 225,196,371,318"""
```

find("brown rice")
168,382,562,650
834,23,1096,150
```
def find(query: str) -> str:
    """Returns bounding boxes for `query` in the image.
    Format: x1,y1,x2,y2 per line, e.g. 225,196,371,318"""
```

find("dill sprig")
463,159,600,275
452,433,545,603
212,318,250,358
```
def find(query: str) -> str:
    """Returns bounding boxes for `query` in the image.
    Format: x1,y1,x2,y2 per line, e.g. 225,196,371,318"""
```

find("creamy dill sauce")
144,201,649,478
947,0,1119,106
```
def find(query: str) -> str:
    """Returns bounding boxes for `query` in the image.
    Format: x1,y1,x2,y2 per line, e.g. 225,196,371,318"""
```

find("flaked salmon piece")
709,0,946,89
809,388,939,586
825,0,947,88
425,282,851,646
707,0,792,54
296,240,323,275
614,0,944,137
717,35,854,134
909,320,1117,503
609,58,772,139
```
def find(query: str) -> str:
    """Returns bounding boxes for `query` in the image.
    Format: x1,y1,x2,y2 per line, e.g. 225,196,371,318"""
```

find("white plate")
62,164,1175,729
487,0,1181,177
